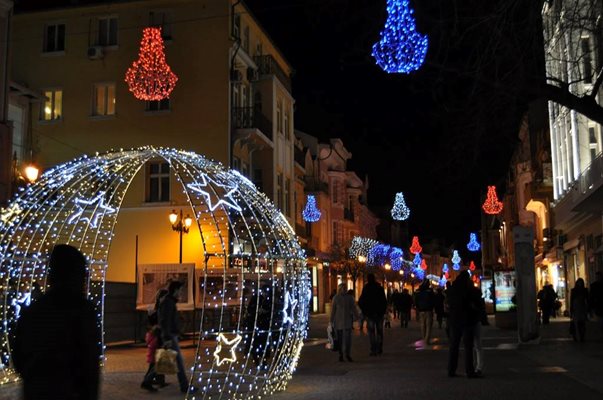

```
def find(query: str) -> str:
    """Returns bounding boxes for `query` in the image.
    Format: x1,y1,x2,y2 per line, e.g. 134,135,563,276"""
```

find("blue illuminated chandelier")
302,194,321,222
467,232,481,252
372,0,428,73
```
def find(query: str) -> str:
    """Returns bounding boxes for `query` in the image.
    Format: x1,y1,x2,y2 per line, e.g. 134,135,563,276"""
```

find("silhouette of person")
12,244,102,400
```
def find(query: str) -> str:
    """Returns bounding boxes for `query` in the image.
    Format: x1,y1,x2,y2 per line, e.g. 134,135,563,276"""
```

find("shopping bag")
155,348,179,375
326,323,339,352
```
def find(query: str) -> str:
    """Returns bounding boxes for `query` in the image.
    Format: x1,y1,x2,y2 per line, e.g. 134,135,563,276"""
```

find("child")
140,312,165,392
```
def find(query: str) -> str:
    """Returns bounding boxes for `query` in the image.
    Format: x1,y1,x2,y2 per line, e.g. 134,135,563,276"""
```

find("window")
150,11,172,40
581,37,593,83
93,83,115,116
146,98,170,111
284,109,290,139
232,156,240,171
43,23,65,52
332,180,339,204
253,169,263,192
276,174,283,209
589,126,600,161
97,17,118,46
233,14,240,39
147,161,170,202
241,85,248,108
277,100,282,133
255,41,263,56
243,26,250,53
241,161,249,177
41,89,62,121
284,178,290,216
294,189,298,221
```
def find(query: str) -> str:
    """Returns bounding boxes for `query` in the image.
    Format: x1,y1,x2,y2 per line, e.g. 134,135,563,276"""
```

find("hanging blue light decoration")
413,253,422,266
389,246,404,271
467,232,481,252
302,194,321,222
442,263,449,273
390,192,410,220
413,267,425,280
452,250,461,271
372,0,429,74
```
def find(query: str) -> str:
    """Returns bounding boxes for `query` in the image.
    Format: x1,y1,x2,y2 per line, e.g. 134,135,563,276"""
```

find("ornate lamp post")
169,209,192,263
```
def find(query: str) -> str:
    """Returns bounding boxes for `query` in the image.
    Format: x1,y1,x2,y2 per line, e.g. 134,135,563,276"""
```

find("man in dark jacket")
358,273,387,356
158,280,197,394
397,288,413,328
415,280,435,344
13,244,101,400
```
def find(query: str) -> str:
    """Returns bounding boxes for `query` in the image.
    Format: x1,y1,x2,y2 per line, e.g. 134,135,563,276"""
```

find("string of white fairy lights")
0,147,309,399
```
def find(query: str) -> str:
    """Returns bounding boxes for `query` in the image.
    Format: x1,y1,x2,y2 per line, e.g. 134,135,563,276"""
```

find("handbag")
326,322,339,352
155,348,179,375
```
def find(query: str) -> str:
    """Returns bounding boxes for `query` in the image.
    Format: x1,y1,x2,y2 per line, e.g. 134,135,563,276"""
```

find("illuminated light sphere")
302,194,321,222
412,253,422,266
390,192,410,220
467,232,481,252
420,258,428,271
469,261,476,271
372,0,428,73
410,235,422,254
0,147,309,396
125,27,178,101
482,185,503,215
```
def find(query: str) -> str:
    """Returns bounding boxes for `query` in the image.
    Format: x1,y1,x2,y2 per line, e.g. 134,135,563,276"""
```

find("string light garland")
301,194,321,222
390,192,410,220
125,27,178,101
0,147,309,397
467,232,481,252
482,185,503,215
349,236,379,259
452,250,461,271
410,236,422,254
372,0,428,73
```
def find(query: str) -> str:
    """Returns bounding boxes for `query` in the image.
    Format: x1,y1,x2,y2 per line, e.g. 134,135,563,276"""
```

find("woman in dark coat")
570,278,589,342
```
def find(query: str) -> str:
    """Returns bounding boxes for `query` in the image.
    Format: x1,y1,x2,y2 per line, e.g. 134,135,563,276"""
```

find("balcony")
231,106,273,143
304,177,329,195
253,55,292,92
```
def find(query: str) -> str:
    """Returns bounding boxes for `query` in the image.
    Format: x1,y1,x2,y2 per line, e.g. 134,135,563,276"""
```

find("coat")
145,330,160,364
331,293,359,330
358,282,387,320
158,294,181,342
12,289,101,400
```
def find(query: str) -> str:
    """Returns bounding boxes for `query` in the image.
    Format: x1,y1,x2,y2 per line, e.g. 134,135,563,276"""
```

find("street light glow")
169,210,178,225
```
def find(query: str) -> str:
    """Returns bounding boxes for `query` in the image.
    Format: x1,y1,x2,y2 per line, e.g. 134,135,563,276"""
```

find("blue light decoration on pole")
302,194,321,222
467,232,481,252
372,0,428,74
390,192,410,220
413,253,422,266
452,250,461,271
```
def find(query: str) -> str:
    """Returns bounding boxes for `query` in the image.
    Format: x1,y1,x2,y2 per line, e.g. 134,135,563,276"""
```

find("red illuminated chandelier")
482,185,503,215
410,236,422,254
125,27,178,101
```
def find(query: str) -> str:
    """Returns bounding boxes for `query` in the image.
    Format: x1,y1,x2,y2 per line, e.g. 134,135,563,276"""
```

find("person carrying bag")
154,347,179,375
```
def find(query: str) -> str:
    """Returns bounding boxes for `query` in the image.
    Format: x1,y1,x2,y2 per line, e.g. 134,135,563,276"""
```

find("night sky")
245,0,543,248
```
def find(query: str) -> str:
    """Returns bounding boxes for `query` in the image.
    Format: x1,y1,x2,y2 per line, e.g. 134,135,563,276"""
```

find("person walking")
140,314,161,392
446,271,479,378
570,278,589,342
538,283,557,324
358,273,387,356
469,282,487,377
12,244,102,400
589,271,603,338
390,289,401,320
415,280,435,344
159,281,198,394
331,284,359,361
398,288,413,328
434,287,446,329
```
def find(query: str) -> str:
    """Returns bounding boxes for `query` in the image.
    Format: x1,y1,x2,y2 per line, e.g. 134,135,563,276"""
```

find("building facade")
543,0,603,288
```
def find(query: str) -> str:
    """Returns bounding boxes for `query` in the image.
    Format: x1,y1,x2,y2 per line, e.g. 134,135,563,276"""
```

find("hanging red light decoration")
482,185,503,215
444,272,450,279
410,236,422,254
469,261,476,271
420,259,428,271
125,27,178,101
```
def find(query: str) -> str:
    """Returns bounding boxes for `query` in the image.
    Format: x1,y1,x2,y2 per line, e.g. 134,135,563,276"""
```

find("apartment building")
10,0,295,341
543,0,603,288
0,0,11,205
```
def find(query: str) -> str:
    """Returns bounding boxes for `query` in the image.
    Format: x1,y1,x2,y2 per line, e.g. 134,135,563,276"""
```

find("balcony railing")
578,153,603,195
231,107,273,141
253,55,292,92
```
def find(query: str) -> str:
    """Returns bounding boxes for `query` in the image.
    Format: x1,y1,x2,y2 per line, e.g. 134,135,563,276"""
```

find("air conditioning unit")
230,69,243,82
87,46,104,60
247,67,259,81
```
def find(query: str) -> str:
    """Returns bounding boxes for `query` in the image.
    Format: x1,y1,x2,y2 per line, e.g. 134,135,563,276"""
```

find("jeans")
142,362,157,385
448,323,475,375
367,317,384,354
167,336,189,391
471,323,483,371
336,328,352,357
419,311,433,343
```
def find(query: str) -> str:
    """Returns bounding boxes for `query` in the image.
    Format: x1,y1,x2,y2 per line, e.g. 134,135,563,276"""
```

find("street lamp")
23,164,39,183
169,209,193,263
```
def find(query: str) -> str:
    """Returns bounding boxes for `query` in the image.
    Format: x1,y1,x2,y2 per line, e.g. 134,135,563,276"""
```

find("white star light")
67,192,117,228
214,333,242,366
0,203,22,224
187,174,242,212
282,290,298,325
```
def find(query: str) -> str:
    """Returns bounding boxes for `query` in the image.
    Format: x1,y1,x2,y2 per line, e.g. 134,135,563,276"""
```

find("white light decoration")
390,192,410,221
213,333,243,367
0,147,309,396
349,236,379,259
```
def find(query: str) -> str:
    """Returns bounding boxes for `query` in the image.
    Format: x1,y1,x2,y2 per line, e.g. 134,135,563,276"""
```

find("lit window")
43,23,65,52
98,17,118,46
146,98,170,112
93,83,116,116
41,89,62,121
147,161,170,202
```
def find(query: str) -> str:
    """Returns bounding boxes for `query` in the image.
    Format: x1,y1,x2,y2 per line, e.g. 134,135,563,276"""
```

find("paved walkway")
1,314,602,400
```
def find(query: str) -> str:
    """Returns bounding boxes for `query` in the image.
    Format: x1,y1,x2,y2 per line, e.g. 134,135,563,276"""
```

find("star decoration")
187,174,242,212
282,290,298,325
1,203,23,225
213,333,242,366
67,192,117,228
